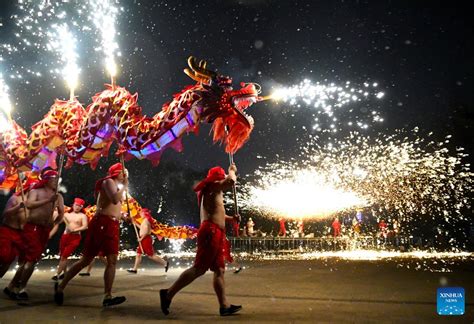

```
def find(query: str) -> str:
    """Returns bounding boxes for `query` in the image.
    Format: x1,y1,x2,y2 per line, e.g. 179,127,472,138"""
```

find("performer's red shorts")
83,214,119,258
59,233,81,258
19,223,51,263
0,225,24,264
137,235,154,256
194,220,232,272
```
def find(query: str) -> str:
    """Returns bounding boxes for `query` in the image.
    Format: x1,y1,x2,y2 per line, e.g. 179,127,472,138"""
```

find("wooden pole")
224,125,239,216
120,154,144,254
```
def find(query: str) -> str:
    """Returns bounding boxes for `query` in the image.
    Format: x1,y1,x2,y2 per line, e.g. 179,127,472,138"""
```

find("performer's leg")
167,266,206,300
131,254,141,271
56,257,68,276
213,267,228,307
18,261,36,290
7,261,24,290
149,254,167,267
104,254,117,297
58,255,94,291
80,258,95,275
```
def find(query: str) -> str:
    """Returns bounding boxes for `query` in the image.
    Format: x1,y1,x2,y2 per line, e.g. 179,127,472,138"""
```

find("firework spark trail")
267,79,385,132
88,0,122,78
0,73,12,114
46,23,80,93
0,1,122,83
243,167,367,219
0,73,13,131
0,1,85,81
240,130,473,224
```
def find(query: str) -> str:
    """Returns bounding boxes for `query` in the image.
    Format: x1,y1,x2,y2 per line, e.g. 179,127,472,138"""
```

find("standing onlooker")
278,218,287,237
332,217,341,237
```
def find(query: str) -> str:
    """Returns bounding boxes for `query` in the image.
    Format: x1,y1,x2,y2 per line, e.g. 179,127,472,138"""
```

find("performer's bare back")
1,194,27,229
139,218,152,237
200,170,236,229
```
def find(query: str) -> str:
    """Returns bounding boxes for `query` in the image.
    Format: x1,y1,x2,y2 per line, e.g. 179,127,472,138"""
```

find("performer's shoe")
79,272,90,276
16,290,29,301
54,282,63,306
165,261,170,273
220,304,242,316
51,275,58,281
126,269,137,274
58,273,65,280
159,289,171,315
233,267,243,274
103,296,126,307
3,287,17,300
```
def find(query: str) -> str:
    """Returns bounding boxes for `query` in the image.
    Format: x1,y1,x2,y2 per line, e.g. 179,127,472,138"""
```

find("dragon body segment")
0,57,260,182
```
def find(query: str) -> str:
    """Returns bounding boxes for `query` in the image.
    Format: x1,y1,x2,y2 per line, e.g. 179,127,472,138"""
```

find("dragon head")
184,56,260,153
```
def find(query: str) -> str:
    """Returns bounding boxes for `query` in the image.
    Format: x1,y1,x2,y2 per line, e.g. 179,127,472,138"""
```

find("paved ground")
0,258,472,323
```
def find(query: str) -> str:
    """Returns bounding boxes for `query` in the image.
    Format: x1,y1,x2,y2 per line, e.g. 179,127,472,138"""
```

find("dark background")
0,1,472,247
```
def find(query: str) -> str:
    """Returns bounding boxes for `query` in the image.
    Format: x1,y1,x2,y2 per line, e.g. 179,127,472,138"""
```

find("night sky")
0,1,472,229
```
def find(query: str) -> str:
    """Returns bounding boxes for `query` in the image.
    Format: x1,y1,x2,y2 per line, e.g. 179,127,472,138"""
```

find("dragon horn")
188,56,216,81
183,68,204,83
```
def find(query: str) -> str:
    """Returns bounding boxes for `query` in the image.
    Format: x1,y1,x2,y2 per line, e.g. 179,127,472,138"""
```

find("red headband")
74,197,85,206
33,170,59,189
94,163,124,196
108,163,123,177
194,166,226,207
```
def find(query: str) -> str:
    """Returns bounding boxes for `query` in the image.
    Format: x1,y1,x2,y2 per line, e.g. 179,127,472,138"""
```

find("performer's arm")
49,222,61,239
2,195,24,217
25,189,57,209
75,213,88,232
225,213,241,222
213,164,237,192
54,194,65,225
103,178,127,204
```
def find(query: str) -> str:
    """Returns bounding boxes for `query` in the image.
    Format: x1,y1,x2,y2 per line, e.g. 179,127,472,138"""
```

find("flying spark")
240,130,473,232
267,79,385,132
88,0,122,78
47,23,80,93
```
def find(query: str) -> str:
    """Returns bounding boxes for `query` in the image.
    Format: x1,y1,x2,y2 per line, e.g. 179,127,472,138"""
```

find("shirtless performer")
160,165,242,316
50,198,88,281
6,170,64,301
54,163,129,307
127,208,168,274
1,178,38,299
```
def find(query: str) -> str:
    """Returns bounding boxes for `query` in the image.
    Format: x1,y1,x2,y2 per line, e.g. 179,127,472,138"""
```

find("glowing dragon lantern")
0,56,261,176
183,56,260,153
0,121,28,183
12,99,87,173
65,56,261,167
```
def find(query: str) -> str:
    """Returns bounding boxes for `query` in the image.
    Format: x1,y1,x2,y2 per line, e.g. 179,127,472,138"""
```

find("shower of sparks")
88,0,122,78
0,1,85,81
268,79,385,132
0,73,13,132
0,1,122,84
240,129,473,225
170,239,186,253
245,168,367,219
46,23,80,92
0,73,13,116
